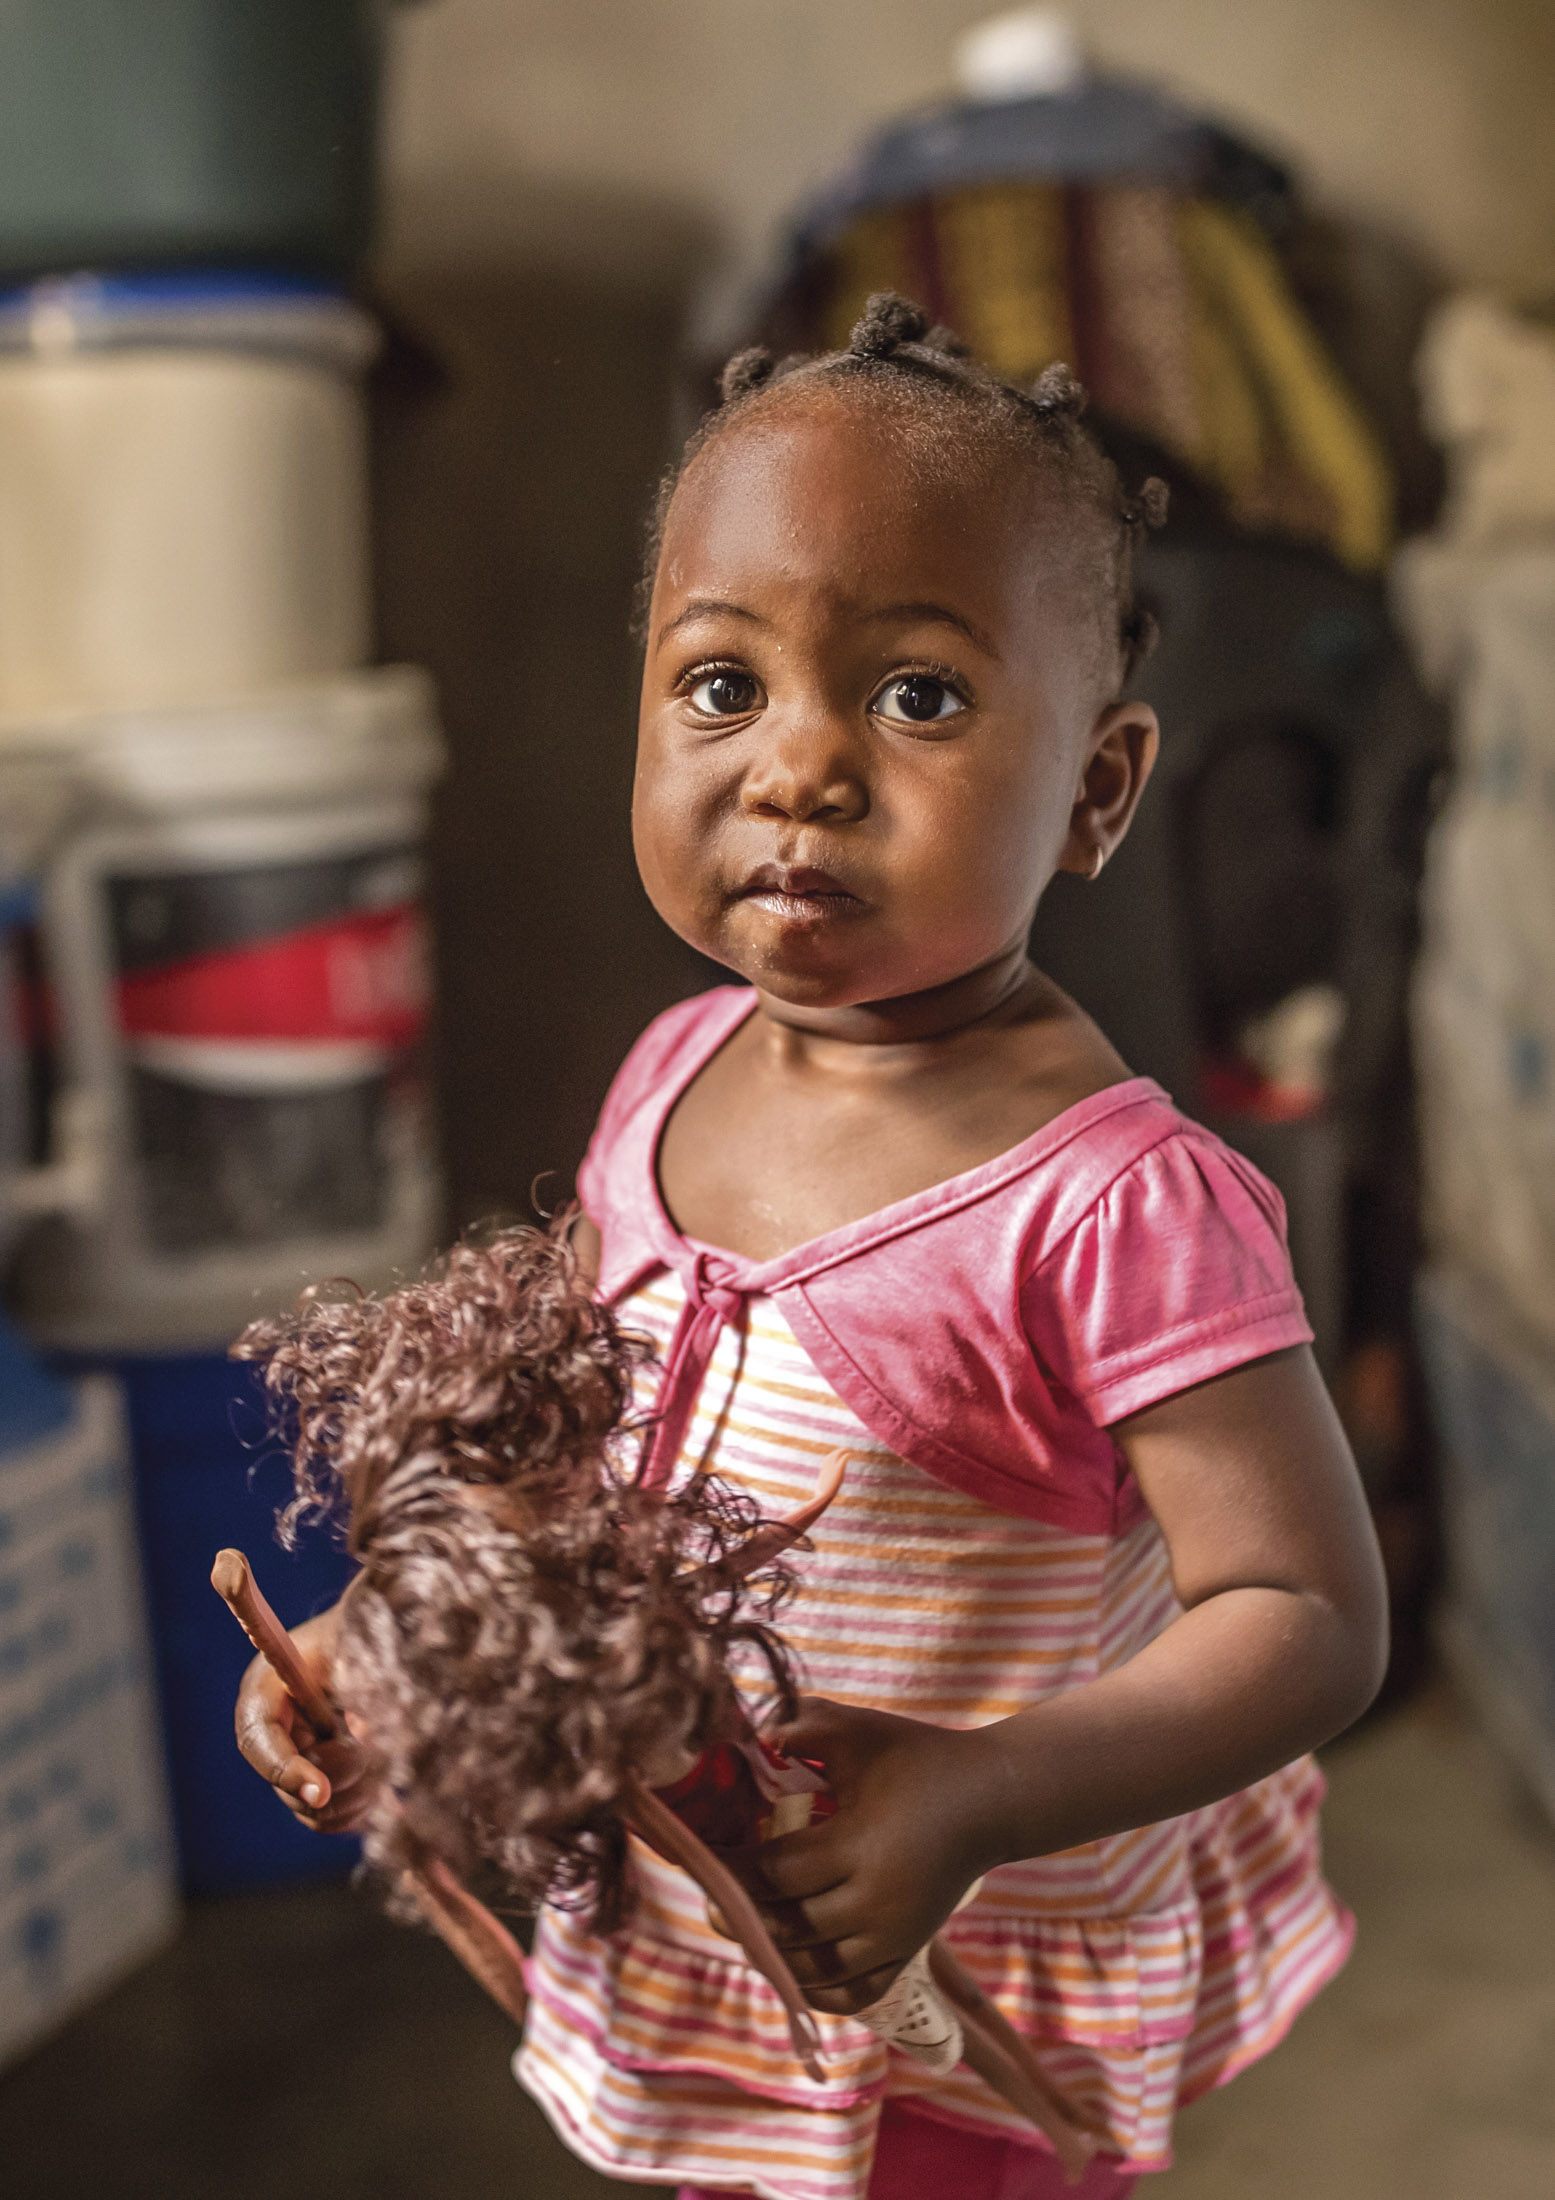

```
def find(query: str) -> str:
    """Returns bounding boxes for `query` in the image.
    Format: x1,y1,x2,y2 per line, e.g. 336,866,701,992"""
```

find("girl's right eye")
687,669,762,718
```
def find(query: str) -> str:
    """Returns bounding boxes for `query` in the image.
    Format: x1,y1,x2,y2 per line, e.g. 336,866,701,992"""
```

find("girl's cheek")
634,773,729,939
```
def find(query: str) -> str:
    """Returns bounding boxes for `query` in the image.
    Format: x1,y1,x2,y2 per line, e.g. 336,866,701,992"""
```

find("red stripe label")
115,903,431,1046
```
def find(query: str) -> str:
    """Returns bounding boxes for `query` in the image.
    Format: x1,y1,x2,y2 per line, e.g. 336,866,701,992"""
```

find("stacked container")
0,3,436,1923
1,279,443,1352
2,836,177,2057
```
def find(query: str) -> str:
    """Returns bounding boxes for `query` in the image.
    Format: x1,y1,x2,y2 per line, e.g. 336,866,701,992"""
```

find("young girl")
237,293,1387,2200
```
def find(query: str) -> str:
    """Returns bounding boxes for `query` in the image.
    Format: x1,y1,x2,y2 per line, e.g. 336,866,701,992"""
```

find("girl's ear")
1058,701,1160,880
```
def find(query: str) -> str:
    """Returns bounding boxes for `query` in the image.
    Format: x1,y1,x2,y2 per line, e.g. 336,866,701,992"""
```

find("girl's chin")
695,931,880,1006
681,906,968,1010
713,935,930,1013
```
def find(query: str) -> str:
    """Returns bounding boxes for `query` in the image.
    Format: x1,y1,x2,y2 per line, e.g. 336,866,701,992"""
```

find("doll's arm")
742,1345,1386,2013
625,1778,825,2079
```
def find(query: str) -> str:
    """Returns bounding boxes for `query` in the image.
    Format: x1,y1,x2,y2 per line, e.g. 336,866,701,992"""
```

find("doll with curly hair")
221,1222,1094,2177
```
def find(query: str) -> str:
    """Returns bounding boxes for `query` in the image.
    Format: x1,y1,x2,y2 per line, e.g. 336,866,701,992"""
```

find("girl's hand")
734,1347,1388,2022
232,1603,375,1836
738,1697,1000,2016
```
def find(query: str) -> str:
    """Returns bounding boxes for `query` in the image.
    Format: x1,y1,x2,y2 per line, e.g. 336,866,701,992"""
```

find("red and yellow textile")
783,182,1391,571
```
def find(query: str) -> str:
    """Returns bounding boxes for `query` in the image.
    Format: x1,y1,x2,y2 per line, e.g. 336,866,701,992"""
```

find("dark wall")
371,256,718,1229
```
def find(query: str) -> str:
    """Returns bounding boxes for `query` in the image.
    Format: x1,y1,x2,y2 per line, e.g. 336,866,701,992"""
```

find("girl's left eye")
871,674,967,725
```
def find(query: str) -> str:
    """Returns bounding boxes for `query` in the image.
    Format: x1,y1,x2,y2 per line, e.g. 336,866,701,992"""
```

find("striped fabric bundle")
516,1277,1352,2199
776,182,1391,573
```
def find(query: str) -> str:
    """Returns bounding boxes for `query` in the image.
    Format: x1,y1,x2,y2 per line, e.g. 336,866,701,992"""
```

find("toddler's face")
634,395,1122,1012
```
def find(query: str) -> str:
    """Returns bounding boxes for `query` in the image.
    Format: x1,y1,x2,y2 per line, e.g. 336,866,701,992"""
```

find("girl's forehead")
675,391,999,512
659,400,1051,603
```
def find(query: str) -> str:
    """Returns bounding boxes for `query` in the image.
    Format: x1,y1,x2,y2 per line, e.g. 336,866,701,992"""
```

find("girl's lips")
743,890,861,927
737,866,864,927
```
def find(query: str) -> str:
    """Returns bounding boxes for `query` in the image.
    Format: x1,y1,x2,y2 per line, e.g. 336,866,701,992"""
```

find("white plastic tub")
0,277,375,716
0,668,444,1350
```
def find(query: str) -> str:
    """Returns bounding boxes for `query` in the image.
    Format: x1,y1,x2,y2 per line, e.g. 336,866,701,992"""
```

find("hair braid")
718,346,777,403
640,291,1168,691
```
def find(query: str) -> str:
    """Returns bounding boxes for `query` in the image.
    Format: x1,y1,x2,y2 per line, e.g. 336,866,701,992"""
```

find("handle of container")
3,1086,108,1221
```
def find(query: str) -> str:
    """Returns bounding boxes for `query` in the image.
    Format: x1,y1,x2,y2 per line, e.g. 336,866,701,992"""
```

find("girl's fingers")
777,1931,889,1989
768,1697,855,1774
276,1754,334,1814
292,1736,373,1830
234,1651,314,1768
233,1701,335,1811
259,1739,372,1832
802,1958,910,2018
713,1870,908,2003
234,1686,311,1786
745,1821,851,1903
234,1661,370,1824
756,1879,865,1949
231,1610,364,1830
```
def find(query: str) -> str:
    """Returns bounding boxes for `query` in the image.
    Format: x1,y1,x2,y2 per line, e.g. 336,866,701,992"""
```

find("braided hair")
640,291,1168,691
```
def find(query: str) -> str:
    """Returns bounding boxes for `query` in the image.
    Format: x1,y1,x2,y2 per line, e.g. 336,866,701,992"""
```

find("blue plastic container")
0,1307,71,1455
109,1351,358,1894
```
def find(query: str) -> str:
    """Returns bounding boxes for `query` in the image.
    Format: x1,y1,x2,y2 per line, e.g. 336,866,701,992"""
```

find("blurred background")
1,3,1554,2195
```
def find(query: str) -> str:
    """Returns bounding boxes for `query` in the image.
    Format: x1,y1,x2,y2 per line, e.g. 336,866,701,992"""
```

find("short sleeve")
1021,1128,1314,1426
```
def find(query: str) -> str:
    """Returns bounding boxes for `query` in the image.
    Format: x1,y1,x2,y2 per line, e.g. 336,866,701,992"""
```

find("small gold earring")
1088,845,1106,881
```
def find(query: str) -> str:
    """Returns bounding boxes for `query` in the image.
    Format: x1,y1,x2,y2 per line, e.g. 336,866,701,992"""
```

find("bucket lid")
0,666,442,816
0,269,378,372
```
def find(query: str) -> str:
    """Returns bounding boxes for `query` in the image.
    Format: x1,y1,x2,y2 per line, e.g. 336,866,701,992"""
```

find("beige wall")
375,0,1550,1225
382,0,1555,300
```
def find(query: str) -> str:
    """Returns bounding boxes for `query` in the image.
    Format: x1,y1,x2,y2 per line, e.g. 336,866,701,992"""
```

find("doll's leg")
868,2102,1138,2199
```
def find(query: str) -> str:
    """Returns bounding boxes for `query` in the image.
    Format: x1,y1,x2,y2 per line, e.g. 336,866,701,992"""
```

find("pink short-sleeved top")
514,987,1350,2198
578,984,1314,1526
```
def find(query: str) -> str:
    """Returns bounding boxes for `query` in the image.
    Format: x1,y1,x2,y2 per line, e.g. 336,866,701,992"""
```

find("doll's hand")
740,1697,1001,2017
233,1604,375,1836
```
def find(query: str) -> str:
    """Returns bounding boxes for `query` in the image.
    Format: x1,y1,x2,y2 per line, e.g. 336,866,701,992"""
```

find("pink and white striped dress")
515,990,1353,2198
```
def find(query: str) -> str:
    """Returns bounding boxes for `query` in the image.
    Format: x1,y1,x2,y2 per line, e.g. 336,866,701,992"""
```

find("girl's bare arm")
969,1343,1387,1851
749,1346,1388,2012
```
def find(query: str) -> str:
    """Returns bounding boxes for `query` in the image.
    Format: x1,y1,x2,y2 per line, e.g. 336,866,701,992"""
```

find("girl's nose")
740,716,869,824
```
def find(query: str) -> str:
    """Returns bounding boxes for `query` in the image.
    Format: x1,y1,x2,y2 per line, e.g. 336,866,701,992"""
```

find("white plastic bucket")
1,669,444,1349
0,277,374,716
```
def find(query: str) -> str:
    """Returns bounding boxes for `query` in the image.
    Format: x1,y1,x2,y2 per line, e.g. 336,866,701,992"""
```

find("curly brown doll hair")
234,1223,801,1931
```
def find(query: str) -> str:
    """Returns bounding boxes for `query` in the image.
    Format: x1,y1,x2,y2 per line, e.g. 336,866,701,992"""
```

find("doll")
221,1222,1096,2180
